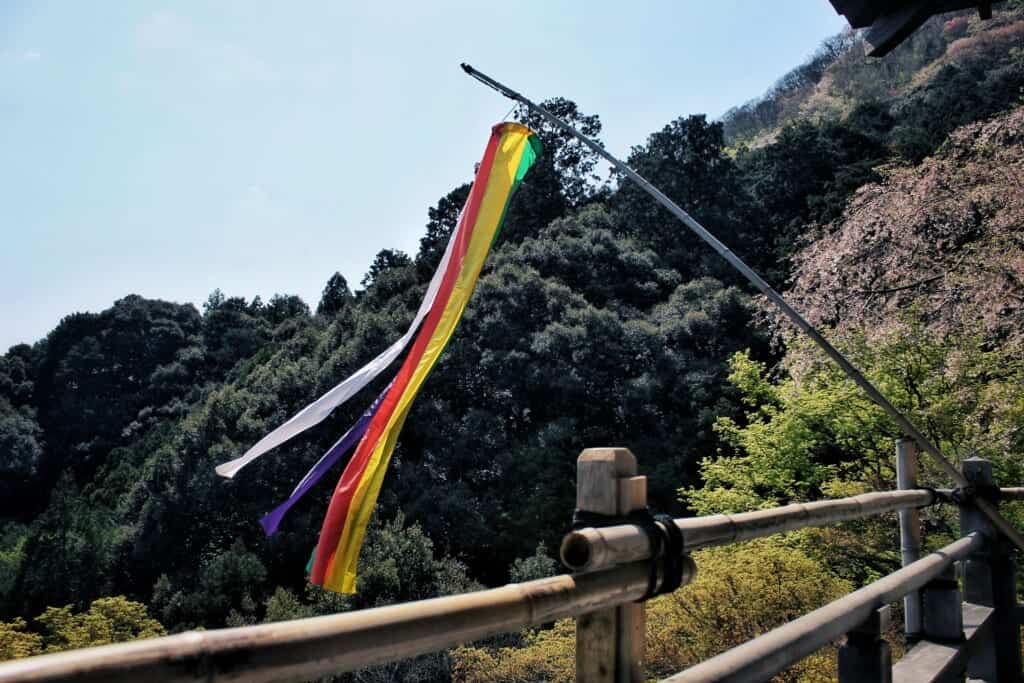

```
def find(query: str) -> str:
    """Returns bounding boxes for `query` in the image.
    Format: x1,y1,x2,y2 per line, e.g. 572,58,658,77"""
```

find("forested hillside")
2,5,1024,680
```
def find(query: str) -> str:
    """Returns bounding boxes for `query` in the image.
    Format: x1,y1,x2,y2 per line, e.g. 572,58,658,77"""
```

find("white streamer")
214,214,463,479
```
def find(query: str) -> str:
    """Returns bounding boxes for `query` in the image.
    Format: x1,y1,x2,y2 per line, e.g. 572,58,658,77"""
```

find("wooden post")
574,448,647,683
920,560,964,645
896,438,922,640
837,605,892,683
960,457,1021,681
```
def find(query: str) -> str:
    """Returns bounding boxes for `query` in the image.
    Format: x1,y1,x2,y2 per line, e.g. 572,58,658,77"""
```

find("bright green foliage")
683,321,1024,584
0,596,163,662
0,618,42,660
37,597,164,653
452,542,850,683
451,619,575,683
686,322,1024,516
0,17,1020,676
509,543,558,584
262,587,313,623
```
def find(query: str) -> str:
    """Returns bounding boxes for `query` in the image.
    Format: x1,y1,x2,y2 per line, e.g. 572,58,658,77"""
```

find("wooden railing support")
664,534,984,683
838,605,893,683
960,457,1022,682
574,448,647,683
896,438,923,640
4,444,1021,683
920,563,963,645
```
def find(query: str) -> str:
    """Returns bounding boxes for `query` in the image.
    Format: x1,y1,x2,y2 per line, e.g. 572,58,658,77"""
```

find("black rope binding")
954,483,1002,505
919,486,952,505
572,507,685,601
920,485,1002,506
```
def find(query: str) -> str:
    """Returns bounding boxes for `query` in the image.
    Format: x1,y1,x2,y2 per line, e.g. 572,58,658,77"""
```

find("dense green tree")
0,524,26,616
612,115,754,282
13,472,118,616
27,297,202,485
359,249,419,312
416,184,472,278
1,16,1021,662
509,543,558,584
0,404,43,517
513,97,604,208
735,113,888,280
318,272,355,317
151,540,267,628
0,345,36,407
260,294,310,327
361,249,413,290
202,291,272,376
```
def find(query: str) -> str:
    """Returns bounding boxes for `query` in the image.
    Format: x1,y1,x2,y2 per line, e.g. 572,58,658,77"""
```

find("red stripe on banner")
310,127,504,584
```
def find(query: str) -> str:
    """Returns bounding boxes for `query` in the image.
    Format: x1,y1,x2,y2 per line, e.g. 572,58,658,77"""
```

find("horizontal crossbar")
562,489,936,573
660,533,985,683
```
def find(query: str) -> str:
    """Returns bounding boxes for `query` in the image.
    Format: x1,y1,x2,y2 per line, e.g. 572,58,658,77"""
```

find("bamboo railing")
0,443,1020,683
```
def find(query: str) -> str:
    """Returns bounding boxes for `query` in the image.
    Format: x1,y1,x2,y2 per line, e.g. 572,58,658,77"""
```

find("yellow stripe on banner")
323,126,534,592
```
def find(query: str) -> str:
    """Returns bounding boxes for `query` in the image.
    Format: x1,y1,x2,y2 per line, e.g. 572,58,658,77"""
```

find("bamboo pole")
661,533,984,683
561,490,934,573
0,558,692,683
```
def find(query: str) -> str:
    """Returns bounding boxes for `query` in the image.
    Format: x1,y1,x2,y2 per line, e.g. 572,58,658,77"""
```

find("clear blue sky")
1,2,848,351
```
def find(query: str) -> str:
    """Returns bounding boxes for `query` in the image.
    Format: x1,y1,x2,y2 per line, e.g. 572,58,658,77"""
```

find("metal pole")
661,533,984,683
459,63,1024,555
896,438,922,639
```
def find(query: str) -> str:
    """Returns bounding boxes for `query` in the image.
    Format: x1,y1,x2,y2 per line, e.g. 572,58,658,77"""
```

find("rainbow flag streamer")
258,384,391,536
213,200,467,480
310,123,541,593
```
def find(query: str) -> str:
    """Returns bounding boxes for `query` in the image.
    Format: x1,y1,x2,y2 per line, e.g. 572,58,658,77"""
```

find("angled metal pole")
460,63,1024,553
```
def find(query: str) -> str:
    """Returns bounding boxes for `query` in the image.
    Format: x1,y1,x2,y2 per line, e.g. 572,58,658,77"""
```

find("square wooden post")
574,448,647,683
838,606,893,683
960,457,1022,681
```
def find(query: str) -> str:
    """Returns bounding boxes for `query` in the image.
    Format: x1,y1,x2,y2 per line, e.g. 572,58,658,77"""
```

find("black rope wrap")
955,483,1002,505
571,507,685,601
920,486,952,505
920,485,1002,506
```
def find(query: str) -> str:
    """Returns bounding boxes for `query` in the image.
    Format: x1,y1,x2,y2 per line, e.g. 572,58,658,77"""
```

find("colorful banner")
258,384,391,536
214,207,465,480
310,123,541,593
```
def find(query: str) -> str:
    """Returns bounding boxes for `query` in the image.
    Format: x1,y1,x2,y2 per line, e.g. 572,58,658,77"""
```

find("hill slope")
1,9,1023,674
790,105,1024,351
723,4,1024,152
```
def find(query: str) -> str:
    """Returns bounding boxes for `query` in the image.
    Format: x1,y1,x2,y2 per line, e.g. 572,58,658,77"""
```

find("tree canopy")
2,9,1023,680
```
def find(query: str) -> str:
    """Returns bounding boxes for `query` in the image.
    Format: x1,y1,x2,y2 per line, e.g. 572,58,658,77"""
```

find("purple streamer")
260,386,390,536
